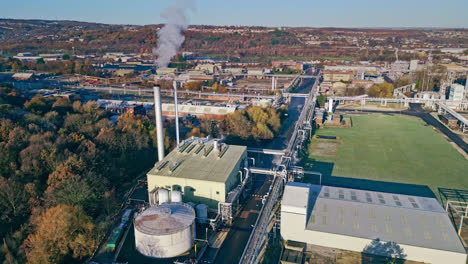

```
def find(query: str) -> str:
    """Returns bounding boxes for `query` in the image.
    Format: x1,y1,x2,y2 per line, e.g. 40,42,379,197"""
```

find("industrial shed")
147,140,247,208
280,182,467,264
161,103,237,120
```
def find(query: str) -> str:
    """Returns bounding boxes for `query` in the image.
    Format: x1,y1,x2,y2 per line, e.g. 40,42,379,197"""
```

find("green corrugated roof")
148,141,246,183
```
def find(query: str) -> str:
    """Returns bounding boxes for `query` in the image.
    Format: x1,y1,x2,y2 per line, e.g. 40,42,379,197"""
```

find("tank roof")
134,203,195,236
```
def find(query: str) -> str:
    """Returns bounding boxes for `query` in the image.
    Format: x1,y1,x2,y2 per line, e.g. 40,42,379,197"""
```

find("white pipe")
173,81,180,146
328,98,333,113
153,86,165,161
238,170,243,183
244,168,249,183
248,157,255,166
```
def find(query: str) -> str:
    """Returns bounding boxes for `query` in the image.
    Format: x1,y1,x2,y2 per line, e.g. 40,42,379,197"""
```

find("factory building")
281,182,467,264
323,70,355,83
161,103,237,120
147,139,247,208
449,83,466,101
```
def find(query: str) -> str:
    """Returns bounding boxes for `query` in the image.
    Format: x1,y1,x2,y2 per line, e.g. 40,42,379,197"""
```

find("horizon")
1,0,468,28
1,18,467,30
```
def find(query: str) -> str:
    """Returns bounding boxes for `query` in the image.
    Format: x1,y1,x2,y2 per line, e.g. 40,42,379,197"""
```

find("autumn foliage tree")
367,82,394,98
0,87,159,263
24,205,99,264
224,106,285,145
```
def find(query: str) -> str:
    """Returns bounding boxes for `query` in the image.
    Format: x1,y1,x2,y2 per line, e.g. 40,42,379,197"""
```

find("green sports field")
301,114,468,199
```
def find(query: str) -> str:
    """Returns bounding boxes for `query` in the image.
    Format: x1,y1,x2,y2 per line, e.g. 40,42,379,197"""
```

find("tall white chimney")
153,86,165,161
173,81,180,146
213,140,218,151
271,77,275,91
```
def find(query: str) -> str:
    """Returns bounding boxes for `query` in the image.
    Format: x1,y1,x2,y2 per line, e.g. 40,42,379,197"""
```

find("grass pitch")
302,114,468,199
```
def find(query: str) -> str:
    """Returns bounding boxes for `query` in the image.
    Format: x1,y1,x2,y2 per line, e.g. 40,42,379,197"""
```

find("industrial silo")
158,189,169,204
196,204,208,224
171,190,183,203
134,203,196,258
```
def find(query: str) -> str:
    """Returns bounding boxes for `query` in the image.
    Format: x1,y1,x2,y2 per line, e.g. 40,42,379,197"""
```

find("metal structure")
437,102,468,132
64,83,309,100
329,95,468,132
239,72,322,264
446,200,468,236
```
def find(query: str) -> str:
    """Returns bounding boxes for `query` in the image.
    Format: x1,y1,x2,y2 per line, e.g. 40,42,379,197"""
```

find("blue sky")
1,0,467,28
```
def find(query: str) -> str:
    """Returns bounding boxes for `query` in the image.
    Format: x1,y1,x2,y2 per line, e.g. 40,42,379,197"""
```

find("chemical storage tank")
171,190,182,203
196,204,208,223
134,203,196,258
158,189,169,205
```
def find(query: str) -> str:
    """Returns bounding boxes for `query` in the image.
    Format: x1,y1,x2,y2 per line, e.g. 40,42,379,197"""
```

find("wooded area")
0,86,160,264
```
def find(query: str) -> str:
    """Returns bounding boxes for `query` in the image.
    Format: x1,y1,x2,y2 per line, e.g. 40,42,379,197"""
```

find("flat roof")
148,139,246,183
282,183,467,254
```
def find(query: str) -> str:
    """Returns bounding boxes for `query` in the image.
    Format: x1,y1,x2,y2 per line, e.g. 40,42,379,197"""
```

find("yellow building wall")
147,175,226,208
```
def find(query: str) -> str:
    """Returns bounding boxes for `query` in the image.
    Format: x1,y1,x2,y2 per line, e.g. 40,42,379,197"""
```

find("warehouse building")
281,182,467,264
161,103,237,120
147,139,247,208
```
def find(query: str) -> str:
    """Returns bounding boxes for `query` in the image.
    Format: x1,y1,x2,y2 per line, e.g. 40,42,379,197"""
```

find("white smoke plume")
154,0,195,69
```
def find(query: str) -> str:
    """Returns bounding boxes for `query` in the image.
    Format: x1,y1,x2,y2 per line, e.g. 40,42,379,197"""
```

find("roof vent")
218,144,229,158
155,161,168,172
194,144,205,155
203,145,214,157
169,160,183,173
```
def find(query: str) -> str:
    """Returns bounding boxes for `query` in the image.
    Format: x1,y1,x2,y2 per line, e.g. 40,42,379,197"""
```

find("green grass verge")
301,114,468,199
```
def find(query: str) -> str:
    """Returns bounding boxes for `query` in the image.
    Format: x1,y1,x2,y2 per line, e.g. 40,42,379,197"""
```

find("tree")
0,177,34,225
24,94,50,114
185,81,204,91
24,205,98,264
367,82,394,98
11,62,20,72
316,94,326,108
186,127,205,138
62,54,70,60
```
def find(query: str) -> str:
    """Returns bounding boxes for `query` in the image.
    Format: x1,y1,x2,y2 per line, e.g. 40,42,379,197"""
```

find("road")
338,103,468,155
209,76,316,264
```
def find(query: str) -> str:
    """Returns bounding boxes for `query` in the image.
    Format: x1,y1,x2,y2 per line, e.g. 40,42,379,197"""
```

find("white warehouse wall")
280,210,467,264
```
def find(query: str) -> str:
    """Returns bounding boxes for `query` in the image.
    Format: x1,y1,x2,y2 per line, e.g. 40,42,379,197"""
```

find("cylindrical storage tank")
171,191,182,203
158,189,169,205
196,204,208,224
134,204,196,258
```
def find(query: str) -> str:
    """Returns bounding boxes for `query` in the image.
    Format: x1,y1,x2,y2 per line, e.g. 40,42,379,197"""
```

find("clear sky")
1,0,467,28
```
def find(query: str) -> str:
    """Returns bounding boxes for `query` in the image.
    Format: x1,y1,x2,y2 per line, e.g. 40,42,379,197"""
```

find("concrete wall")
280,210,467,264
